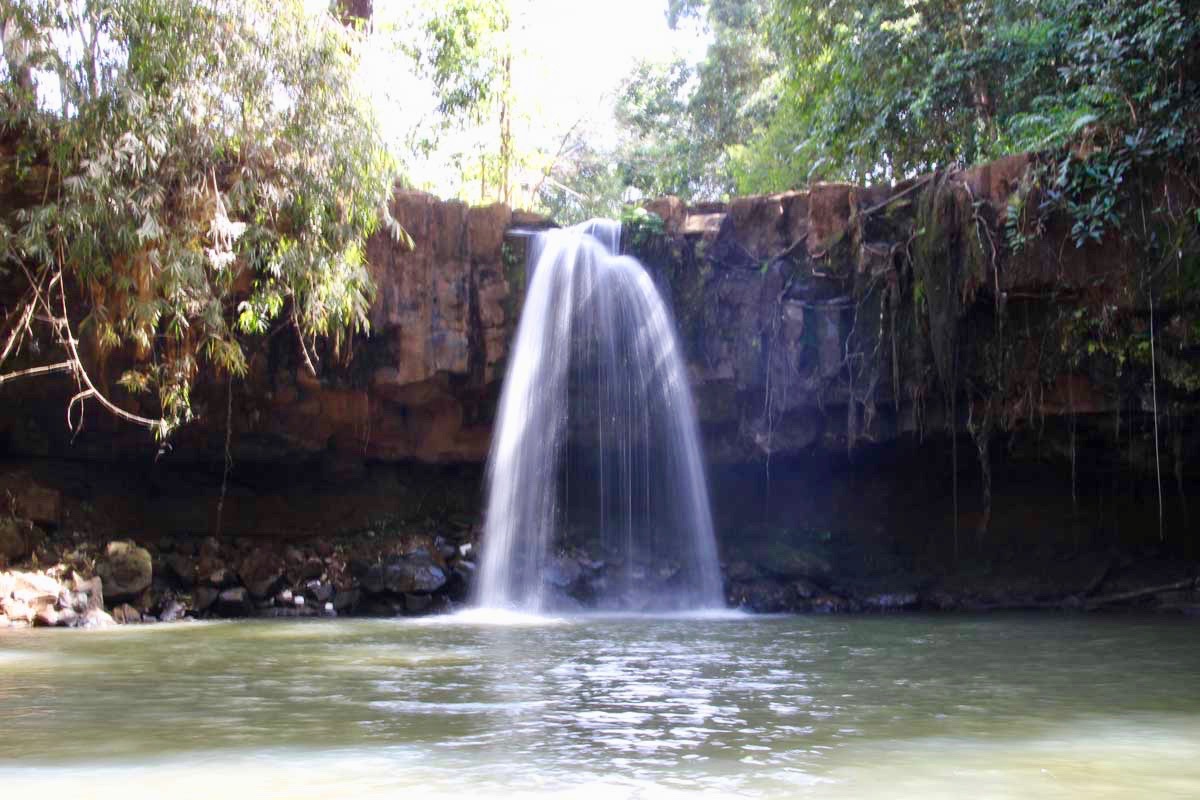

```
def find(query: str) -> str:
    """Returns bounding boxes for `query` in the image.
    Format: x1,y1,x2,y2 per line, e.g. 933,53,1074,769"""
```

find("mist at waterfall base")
474,220,724,613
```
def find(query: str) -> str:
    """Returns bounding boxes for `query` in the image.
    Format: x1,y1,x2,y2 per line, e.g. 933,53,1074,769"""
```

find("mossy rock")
97,540,153,600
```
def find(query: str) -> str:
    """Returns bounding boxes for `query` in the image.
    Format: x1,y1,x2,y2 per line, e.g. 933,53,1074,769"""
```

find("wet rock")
216,586,252,617
435,536,457,561
159,599,187,622
544,555,582,589
2,596,34,624
863,592,919,611
8,571,60,619
111,602,143,624
360,596,404,616
97,540,153,600
80,607,115,628
332,588,360,612
726,560,758,582
755,542,832,580
203,567,238,589
293,557,325,583
71,574,105,610
163,553,196,588
33,605,61,626
259,604,316,618
404,593,432,614
238,548,286,599
381,554,447,594
730,578,794,613
304,579,333,604
361,562,385,594
811,594,853,614
793,578,824,599
193,586,219,612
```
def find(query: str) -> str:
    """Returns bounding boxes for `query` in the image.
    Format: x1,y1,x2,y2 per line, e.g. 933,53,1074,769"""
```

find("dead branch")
859,173,938,218
0,360,75,385
1085,576,1198,610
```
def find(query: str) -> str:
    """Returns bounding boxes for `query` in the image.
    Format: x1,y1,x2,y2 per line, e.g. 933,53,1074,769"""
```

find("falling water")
475,219,724,612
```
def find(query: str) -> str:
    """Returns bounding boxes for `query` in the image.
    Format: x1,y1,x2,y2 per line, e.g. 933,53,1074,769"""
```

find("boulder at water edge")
97,540,153,600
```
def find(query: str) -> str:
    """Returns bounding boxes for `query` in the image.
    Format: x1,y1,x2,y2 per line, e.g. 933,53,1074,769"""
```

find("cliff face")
2,156,1198,545
638,154,1199,467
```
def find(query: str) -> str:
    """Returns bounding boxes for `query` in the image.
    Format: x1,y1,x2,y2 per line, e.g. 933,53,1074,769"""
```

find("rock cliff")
2,155,1197,567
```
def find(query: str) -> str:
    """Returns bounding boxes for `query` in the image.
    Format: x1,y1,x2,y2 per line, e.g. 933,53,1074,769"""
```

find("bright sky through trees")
351,0,709,200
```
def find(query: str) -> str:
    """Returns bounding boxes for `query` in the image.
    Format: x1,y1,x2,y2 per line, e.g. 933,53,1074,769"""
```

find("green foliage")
619,206,666,250
534,136,625,225
409,0,510,124
735,0,1200,191
400,0,518,205
613,0,778,202
1,0,397,435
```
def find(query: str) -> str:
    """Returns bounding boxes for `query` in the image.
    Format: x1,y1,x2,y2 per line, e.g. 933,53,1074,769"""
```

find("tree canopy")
1,0,398,435
542,0,1200,205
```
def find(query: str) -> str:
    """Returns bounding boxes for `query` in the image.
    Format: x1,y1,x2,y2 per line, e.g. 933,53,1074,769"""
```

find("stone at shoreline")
97,540,153,600
863,592,920,611
291,557,325,583
202,567,238,588
754,542,832,580
193,586,219,612
381,554,447,595
33,605,60,626
216,586,252,617
332,588,360,612
163,553,196,588
0,568,109,627
238,548,286,599
811,594,855,613
80,607,114,628
2,596,34,624
404,593,432,613
112,602,142,624
72,575,105,610
159,598,187,622
304,579,333,604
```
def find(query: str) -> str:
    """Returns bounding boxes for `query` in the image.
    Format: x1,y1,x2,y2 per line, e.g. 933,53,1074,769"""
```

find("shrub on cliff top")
0,0,402,436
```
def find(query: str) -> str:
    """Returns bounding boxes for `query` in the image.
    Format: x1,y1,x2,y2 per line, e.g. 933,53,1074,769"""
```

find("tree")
404,0,516,205
0,0,400,437
606,0,779,203
733,0,1200,190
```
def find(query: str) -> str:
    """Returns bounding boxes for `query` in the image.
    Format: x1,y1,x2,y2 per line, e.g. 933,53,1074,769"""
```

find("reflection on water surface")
1,613,1198,798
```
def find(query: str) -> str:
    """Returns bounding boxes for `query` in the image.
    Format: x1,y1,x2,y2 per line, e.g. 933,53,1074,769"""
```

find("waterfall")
475,219,724,612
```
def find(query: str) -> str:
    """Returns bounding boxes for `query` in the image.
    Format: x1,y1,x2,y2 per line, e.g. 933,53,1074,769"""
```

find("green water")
1,611,1198,798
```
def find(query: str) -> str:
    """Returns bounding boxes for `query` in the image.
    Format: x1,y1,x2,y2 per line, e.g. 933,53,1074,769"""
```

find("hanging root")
968,403,993,550
1149,291,1163,541
215,376,234,537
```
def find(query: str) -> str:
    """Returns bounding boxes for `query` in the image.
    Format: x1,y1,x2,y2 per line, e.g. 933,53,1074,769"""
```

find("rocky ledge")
5,519,1197,628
